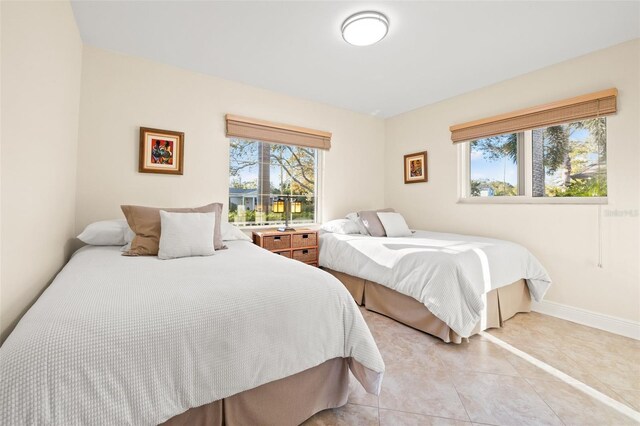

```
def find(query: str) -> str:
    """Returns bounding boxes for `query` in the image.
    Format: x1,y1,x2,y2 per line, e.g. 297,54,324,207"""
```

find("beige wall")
75,46,385,231
1,1,83,342
385,39,640,323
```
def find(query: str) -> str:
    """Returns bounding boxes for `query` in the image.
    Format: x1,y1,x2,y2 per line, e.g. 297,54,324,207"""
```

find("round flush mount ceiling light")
341,11,389,46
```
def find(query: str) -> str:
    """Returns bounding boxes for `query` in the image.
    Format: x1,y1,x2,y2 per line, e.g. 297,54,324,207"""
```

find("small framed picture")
404,151,428,184
139,127,184,175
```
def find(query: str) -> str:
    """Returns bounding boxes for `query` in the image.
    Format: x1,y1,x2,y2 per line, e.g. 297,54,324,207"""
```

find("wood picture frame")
404,151,428,184
139,127,184,175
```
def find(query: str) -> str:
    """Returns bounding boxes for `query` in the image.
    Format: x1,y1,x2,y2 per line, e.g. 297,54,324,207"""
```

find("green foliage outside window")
470,118,606,198
229,139,317,226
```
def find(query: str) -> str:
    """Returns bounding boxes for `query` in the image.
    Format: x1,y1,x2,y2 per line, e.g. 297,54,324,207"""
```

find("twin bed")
319,230,551,343
0,215,551,424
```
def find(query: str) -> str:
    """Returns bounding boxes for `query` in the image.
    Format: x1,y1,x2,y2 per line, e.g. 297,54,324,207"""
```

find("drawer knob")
302,249,308,254
302,234,309,238
274,236,281,241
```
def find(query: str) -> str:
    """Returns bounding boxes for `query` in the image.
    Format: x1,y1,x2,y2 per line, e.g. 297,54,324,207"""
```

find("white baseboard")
531,300,640,340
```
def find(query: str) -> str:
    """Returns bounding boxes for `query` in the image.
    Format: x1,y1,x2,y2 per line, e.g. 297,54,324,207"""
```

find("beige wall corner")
0,0,83,343
385,39,640,324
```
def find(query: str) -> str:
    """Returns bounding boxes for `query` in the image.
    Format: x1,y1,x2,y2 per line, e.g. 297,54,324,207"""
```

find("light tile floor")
303,308,640,426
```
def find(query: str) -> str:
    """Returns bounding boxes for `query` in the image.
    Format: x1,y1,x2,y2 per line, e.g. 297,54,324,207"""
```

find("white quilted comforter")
0,242,384,425
319,231,551,337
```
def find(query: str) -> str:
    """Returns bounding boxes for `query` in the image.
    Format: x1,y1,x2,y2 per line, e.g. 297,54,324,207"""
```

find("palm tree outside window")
469,118,606,198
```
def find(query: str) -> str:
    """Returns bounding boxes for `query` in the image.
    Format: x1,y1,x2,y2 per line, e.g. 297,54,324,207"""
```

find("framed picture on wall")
139,127,184,175
404,151,428,184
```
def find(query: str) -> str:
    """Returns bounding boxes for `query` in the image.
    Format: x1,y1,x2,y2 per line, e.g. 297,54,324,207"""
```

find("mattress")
0,241,384,425
319,230,551,337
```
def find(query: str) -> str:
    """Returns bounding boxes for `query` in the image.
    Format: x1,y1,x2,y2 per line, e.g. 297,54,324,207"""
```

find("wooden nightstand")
252,229,318,267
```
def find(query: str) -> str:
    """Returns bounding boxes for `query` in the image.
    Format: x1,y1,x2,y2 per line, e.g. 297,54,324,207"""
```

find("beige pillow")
121,203,224,256
358,208,395,237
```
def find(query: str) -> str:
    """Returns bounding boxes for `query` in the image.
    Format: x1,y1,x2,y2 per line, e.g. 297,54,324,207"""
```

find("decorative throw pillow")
345,212,369,235
321,219,361,235
77,219,132,246
358,208,395,237
158,211,216,259
221,221,252,242
376,212,412,237
121,202,224,256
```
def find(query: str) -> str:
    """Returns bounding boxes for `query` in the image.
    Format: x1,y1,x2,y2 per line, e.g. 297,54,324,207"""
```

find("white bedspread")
0,242,384,425
319,231,551,337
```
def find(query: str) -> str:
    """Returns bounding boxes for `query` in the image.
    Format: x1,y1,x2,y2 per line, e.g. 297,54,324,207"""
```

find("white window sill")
457,196,608,205
233,223,321,230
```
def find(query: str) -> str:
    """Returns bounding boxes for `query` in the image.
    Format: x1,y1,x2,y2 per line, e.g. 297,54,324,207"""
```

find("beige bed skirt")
160,357,349,426
323,268,531,344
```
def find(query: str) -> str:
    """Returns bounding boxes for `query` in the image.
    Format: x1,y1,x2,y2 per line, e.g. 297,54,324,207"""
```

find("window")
470,133,523,197
463,118,607,202
228,138,318,226
534,118,606,197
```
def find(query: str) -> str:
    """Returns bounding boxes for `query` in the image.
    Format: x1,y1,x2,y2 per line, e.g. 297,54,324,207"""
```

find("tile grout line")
436,340,562,424
432,349,475,424
347,401,378,409
378,406,495,425
557,343,639,407
377,353,479,424
494,329,638,408
481,331,640,423
609,387,640,411
521,376,568,426
448,381,477,425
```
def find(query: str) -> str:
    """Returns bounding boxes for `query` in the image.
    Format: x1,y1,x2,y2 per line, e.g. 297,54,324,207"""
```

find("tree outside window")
228,139,317,226
469,118,606,198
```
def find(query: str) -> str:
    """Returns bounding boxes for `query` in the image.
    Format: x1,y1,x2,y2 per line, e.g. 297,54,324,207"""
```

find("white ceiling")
70,1,639,118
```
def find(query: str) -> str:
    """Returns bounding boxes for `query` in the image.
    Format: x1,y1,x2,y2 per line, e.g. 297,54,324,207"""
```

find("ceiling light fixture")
341,11,389,47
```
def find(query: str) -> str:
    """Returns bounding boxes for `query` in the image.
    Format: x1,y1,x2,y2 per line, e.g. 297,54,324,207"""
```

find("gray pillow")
358,208,395,237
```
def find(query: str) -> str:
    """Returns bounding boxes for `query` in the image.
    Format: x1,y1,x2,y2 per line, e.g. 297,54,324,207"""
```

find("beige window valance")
225,114,332,150
449,88,617,143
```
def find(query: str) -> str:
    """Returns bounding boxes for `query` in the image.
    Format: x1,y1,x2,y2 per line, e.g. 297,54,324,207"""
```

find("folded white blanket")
319,231,551,337
0,242,384,425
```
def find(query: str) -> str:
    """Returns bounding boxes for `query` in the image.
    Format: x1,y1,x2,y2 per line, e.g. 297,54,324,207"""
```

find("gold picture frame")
404,151,427,184
139,127,184,175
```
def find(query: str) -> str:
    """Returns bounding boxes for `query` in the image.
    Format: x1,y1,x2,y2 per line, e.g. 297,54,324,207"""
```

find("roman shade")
225,114,332,150
449,88,617,143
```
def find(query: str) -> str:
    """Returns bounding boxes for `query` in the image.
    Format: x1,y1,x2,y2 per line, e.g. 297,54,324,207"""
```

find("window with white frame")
470,133,524,197
464,118,607,200
228,138,319,226
534,118,606,197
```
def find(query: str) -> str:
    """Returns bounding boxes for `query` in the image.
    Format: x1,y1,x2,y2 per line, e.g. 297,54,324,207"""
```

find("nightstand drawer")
263,235,291,251
292,232,317,248
292,248,317,263
253,229,318,267
274,250,291,258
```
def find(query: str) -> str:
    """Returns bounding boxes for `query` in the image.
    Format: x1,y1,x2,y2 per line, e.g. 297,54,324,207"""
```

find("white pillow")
376,212,412,237
321,219,360,235
119,226,136,252
77,219,132,246
345,212,370,235
158,211,216,260
124,227,135,244
221,221,252,242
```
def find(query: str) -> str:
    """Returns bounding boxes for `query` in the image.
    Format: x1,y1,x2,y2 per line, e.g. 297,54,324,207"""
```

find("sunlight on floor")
481,330,640,423
305,308,640,425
